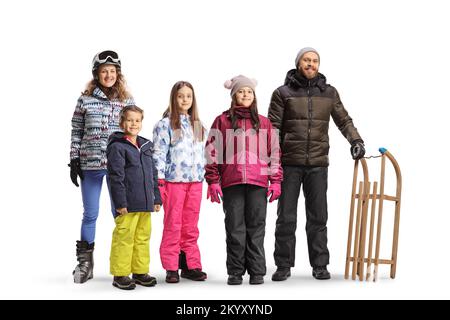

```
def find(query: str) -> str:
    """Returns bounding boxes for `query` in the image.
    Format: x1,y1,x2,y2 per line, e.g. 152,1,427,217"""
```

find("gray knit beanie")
295,47,320,67
224,75,258,97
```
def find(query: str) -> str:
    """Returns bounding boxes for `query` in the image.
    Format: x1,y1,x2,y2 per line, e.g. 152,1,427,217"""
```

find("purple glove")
207,183,223,204
267,183,281,203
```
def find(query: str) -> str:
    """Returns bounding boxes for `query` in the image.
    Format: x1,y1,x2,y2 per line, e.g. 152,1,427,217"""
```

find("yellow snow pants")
110,212,151,276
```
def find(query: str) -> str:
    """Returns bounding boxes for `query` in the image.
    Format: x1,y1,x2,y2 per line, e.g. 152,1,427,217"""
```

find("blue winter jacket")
107,132,162,214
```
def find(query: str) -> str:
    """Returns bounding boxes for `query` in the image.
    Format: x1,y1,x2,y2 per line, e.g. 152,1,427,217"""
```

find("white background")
0,0,449,300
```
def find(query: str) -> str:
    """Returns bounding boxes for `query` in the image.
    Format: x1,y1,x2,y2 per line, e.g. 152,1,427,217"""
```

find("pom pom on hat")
224,79,233,90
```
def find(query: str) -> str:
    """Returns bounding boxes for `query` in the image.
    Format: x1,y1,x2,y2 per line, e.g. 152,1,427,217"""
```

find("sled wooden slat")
348,258,393,265
351,181,364,280
366,181,378,281
345,161,359,279
354,194,398,202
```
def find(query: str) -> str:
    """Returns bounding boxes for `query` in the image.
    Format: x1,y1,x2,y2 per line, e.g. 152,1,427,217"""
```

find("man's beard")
301,66,318,79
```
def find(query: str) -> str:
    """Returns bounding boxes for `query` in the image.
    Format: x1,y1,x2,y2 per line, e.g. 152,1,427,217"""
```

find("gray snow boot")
73,240,94,284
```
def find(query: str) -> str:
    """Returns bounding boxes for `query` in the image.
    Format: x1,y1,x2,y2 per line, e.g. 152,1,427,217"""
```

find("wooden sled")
344,148,402,281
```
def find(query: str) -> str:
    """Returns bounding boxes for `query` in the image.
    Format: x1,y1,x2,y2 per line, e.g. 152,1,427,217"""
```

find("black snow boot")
227,274,243,285
165,270,180,283
132,274,157,287
181,269,207,281
73,240,94,284
113,276,136,290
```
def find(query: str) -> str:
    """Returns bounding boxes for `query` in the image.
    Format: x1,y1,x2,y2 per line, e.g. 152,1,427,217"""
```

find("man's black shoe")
271,267,291,281
312,266,331,280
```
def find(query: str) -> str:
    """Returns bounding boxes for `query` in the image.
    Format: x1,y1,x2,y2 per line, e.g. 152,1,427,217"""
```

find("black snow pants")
274,165,330,268
222,184,267,276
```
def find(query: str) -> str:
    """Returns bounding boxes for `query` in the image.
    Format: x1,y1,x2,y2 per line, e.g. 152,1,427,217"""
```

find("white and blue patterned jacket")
70,87,135,170
152,115,206,182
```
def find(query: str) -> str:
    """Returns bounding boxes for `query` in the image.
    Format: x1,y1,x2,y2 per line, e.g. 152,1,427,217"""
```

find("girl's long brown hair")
83,66,132,102
230,95,260,132
162,81,205,142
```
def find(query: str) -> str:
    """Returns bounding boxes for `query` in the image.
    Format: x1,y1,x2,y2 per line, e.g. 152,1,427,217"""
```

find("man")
268,47,365,281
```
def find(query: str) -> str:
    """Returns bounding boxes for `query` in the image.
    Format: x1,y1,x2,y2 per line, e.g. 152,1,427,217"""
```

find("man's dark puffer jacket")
268,69,363,167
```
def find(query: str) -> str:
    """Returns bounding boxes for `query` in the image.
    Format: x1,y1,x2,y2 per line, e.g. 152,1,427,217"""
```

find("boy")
107,105,162,290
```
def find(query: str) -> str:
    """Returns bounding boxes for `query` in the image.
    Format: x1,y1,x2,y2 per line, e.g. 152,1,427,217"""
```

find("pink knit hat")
224,75,258,97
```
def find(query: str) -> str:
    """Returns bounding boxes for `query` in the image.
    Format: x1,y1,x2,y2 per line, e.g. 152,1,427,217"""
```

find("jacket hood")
108,131,151,149
284,69,328,91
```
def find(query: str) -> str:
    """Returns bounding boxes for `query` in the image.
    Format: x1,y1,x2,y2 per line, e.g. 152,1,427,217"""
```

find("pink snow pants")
160,182,203,271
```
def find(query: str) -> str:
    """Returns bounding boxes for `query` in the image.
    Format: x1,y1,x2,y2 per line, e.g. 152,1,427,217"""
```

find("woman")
69,50,134,284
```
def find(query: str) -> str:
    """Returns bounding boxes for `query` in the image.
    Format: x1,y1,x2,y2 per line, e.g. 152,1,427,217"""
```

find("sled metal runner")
344,148,402,281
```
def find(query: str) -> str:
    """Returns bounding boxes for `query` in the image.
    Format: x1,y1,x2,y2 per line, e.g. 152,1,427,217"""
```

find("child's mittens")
267,183,282,203
207,183,223,204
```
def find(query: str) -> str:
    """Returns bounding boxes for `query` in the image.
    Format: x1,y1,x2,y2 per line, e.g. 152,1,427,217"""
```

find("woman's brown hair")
83,66,132,102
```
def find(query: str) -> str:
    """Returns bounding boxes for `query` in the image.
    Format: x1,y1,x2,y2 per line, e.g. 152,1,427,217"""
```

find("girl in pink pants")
152,81,207,283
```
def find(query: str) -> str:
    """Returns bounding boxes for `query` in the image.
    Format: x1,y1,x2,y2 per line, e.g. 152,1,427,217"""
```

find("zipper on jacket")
243,118,247,184
306,81,312,165
192,139,195,179
139,141,151,210
189,118,196,179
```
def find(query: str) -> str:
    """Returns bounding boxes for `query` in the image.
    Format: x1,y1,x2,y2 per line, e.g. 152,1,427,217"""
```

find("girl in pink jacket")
205,75,283,285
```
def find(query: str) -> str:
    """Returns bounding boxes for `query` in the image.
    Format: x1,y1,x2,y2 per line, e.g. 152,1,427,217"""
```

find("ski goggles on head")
92,50,121,67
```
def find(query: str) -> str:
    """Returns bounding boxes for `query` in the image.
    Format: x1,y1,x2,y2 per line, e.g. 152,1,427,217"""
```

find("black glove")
68,158,84,187
350,140,365,160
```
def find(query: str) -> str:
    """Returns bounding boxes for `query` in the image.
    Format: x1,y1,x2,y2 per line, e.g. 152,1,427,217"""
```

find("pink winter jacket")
205,110,283,189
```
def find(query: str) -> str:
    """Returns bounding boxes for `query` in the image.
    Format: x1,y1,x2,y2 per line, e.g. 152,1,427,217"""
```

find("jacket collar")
108,131,151,151
92,87,109,99
284,69,328,91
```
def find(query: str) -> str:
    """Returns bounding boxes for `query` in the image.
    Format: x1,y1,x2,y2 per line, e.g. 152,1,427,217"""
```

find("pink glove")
207,183,223,204
158,179,167,204
267,183,281,203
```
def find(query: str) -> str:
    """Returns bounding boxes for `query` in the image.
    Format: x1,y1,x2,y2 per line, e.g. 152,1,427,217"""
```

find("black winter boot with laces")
181,268,207,281
166,270,180,283
132,274,157,287
113,276,136,290
73,241,94,284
